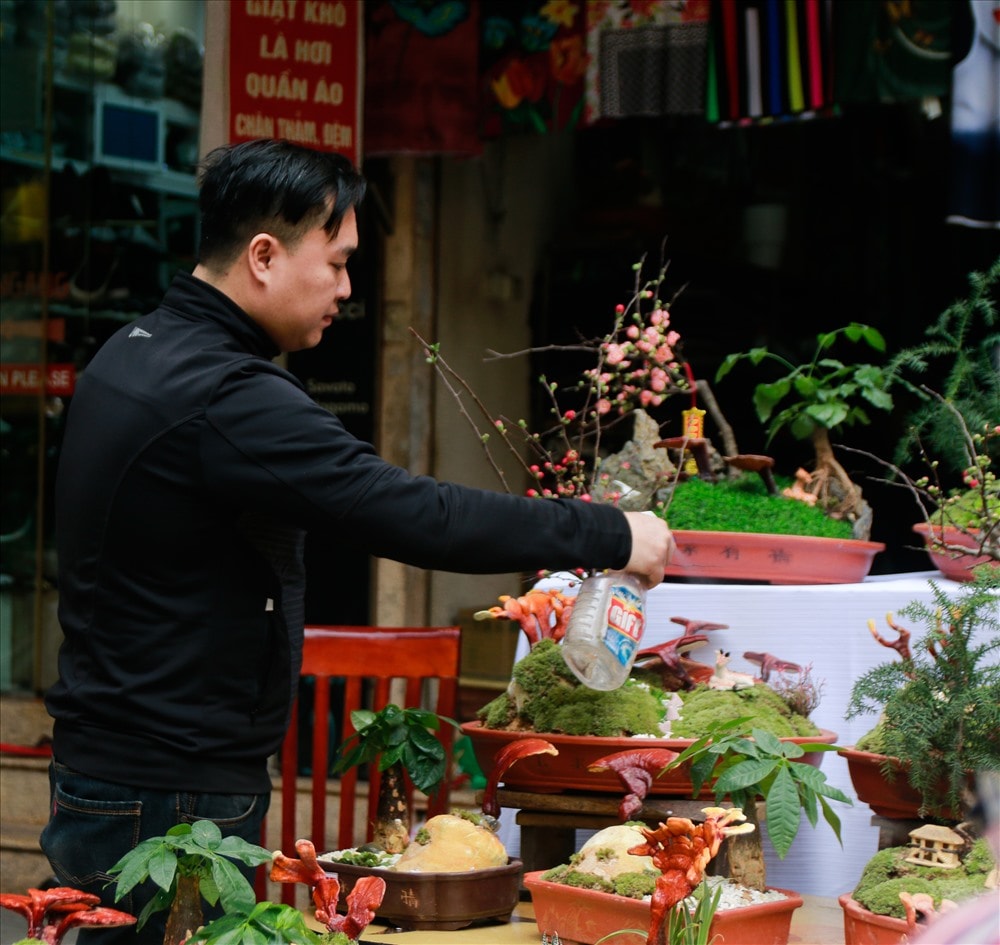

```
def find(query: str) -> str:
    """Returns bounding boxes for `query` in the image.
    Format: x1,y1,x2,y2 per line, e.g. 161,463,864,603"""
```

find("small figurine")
707,649,756,690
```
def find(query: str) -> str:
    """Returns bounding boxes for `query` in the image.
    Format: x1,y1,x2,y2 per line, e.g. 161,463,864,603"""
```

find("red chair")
257,625,462,903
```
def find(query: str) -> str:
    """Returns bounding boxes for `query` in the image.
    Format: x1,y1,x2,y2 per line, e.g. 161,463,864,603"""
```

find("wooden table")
347,895,847,944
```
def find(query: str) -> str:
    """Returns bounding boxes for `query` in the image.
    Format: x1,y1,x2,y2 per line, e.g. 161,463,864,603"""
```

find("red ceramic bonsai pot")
526,870,804,945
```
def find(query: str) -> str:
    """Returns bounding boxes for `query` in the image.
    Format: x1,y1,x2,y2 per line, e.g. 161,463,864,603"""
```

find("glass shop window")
0,0,205,693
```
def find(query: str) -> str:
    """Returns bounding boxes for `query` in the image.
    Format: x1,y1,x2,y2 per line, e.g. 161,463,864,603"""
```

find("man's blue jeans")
39,760,270,944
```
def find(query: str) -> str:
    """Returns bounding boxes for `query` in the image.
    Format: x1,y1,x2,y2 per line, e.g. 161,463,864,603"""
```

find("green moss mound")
852,840,996,919
478,639,667,736
658,475,854,538
477,639,819,738
540,863,658,899
672,684,821,738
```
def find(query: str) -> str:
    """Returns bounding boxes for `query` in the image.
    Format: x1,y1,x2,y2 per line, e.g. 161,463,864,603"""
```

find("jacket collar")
161,271,281,360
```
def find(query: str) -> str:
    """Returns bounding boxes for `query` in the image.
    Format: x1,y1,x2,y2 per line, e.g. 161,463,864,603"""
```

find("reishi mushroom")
481,736,558,818
588,748,680,820
270,838,387,940
723,453,778,495
0,888,135,944
473,589,575,646
655,436,716,482
629,807,755,945
742,650,803,682
634,634,711,690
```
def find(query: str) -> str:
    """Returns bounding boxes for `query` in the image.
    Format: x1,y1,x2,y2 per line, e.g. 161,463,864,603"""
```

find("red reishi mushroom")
634,634,710,690
588,748,680,821
629,807,754,945
655,436,715,482
723,454,778,495
481,737,558,818
271,838,387,940
0,888,134,944
742,650,803,682
50,906,138,943
474,589,575,646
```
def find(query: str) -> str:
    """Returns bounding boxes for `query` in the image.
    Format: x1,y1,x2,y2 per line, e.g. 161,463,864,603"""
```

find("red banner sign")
0,363,76,396
228,0,363,166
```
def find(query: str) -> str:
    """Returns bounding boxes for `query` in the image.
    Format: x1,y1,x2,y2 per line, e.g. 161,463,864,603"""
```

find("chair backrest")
259,625,461,903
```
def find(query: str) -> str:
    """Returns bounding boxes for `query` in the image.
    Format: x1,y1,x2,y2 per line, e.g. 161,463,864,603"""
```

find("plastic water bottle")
561,571,646,691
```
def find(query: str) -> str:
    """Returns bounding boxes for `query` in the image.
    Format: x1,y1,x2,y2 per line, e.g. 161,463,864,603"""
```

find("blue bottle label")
602,583,645,668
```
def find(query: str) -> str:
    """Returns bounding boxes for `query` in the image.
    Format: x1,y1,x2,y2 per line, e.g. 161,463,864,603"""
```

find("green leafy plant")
887,258,999,476
107,820,272,945
715,323,894,536
846,569,1000,818
186,901,336,945
332,704,457,852
594,878,723,945
663,717,851,889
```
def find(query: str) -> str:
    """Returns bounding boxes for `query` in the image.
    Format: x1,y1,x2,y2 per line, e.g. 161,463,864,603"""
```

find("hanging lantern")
681,407,706,475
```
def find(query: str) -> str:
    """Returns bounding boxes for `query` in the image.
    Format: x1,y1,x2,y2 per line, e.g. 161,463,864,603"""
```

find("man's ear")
247,233,278,282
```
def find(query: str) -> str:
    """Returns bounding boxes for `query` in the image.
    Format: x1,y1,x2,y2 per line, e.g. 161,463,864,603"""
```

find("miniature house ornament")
905,824,965,869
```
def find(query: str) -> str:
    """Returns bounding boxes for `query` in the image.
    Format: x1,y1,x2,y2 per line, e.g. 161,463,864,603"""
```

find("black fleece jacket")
46,273,632,793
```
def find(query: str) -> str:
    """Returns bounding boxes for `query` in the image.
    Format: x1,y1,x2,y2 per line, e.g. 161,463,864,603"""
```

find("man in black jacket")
41,139,673,941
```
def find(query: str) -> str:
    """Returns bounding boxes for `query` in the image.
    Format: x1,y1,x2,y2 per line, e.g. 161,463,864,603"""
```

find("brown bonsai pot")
319,857,523,931
526,870,804,945
463,721,838,795
837,746,967,821
664,530,884,584
912,522,997,583
839,893,909,945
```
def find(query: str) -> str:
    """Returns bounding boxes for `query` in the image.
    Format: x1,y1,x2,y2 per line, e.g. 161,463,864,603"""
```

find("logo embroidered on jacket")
129,327,152,338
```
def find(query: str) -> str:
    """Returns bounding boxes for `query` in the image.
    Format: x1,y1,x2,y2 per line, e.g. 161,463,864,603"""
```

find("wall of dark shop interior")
529,103,999,575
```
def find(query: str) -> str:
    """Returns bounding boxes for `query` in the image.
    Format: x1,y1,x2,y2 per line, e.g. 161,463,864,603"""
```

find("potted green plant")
106,820,274,945
463,635,837,796
330,703,457,853
106,822,386,945
524,716,852,945
839,823,996,945
840,568,1000,822
845,259,999,579
416,250,886,584
714,322,895,539
320,702,528,931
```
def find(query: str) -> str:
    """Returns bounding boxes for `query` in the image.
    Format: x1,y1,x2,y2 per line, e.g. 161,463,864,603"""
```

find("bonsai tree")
331,703,457,852
107,820,273,945
654,718,851,890
846,568,1000,819
107,823,386,945
842,260,1000,565
887,257,999,479
714,323,895,537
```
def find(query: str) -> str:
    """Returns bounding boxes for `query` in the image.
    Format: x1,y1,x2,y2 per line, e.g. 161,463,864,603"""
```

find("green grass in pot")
657,475,854,538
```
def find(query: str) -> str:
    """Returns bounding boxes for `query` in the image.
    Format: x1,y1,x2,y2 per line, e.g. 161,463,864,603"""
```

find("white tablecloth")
498,569,983,898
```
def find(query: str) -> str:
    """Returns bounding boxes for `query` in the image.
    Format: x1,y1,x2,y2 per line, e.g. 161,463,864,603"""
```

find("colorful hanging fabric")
706,0,835,125
946,0,1000,229
479,0,589,137
363,0,481,156
583,0,711,125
